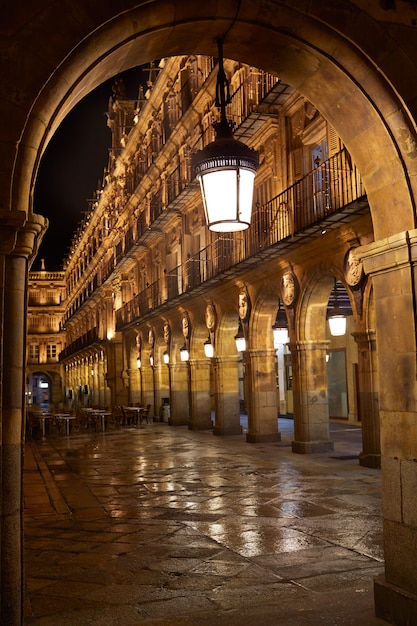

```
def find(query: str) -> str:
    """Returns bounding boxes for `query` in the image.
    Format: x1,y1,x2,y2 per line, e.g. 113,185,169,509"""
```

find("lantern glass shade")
180,345,189,362
149,355,154,367
137,357,141,369
196,159,257,232
328,311,347,336
163,351,169,365
204,336,214,358
273,326,289,345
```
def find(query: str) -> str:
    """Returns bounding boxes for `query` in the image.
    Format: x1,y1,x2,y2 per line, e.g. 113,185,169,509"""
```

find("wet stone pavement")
24,419,387,625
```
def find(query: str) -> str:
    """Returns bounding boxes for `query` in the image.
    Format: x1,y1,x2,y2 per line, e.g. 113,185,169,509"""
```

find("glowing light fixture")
137,357,141,369
180,344,190,362
272,302,289,345
149,355,154,367
234,321,246,352
193,39,259,232
163,351,169,365
327,280,347,337
204,335,214,358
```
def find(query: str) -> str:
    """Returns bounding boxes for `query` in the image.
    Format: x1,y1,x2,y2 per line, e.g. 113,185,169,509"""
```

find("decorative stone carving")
281,271,298,307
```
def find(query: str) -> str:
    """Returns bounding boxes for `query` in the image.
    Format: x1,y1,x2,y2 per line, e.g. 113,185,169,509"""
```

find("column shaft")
291,340,334,454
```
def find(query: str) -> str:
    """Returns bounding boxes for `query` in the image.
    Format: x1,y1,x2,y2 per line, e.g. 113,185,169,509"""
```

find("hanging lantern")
327,280,347,336
193,39,259,232
163,351,169,365
234,321,246,352
272,302,289,345
204,335,214,358
180,344,190,362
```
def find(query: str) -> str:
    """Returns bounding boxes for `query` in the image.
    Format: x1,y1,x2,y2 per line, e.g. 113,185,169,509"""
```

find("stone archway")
4,2,417,623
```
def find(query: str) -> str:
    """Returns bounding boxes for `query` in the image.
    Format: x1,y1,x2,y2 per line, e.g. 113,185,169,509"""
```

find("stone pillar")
352,330,380,468
106,336,128,407
168,362,190,425
189,358,213,430
245,349,281,443
359,232,417,622
291,339,334,453
212,355,241,435
128,367,141,407
140,364,154,416
0,211,47,626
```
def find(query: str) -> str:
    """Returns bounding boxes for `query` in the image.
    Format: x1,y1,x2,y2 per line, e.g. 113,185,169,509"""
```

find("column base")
168,417,189,427
292,440,334,454
374,574,417,625
213,425,242,436
188,420,213,431
246,432,281,443
359,451,381,469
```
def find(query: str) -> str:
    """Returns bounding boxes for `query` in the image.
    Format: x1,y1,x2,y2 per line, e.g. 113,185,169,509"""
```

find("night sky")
33,66,146,271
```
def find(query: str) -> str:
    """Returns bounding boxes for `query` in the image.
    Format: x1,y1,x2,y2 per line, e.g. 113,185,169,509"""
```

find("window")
29,344,39,361
47,344,57,360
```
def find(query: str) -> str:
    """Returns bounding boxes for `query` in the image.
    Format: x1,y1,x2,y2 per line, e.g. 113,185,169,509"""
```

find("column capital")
0,210,48,259
356,230,417,277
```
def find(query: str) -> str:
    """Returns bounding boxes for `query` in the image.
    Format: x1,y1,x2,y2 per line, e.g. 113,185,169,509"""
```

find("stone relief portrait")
238,288,251,321
205,303,216,331
163,321,171,345
281,271,298,307
182,314,190,339
344,247,364,287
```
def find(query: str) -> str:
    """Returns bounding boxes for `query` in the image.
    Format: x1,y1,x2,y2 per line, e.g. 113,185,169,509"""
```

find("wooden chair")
140,404,152,425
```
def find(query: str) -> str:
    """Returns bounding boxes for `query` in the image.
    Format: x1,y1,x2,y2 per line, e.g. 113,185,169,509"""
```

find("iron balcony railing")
116,148,365,329
59,327,100,360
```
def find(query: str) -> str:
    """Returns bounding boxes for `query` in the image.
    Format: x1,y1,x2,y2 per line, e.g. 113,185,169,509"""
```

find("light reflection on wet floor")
24,418,385,625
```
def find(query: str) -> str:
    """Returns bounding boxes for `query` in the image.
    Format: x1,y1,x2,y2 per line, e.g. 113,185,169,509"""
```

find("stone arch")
249,288,280,352
7,1,416,243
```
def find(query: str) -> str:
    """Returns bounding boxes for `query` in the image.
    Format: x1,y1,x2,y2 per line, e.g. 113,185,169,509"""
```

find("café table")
36,412,54,437
123,406,146,427
93,410,112,432
54,413,76,436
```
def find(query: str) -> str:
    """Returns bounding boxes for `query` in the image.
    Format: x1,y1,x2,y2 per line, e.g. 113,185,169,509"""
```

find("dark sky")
33,67,146,271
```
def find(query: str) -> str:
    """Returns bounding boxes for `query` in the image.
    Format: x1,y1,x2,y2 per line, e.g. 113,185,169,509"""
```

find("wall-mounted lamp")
193,39,259,232
327,280,347,336
272,302,289,345
149,354,154,367
163,350,170,365
204,335,214,358
234,321,246,352
137,357,141,369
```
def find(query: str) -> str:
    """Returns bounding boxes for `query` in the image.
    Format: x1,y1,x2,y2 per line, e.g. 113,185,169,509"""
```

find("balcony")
59,327,101,360
116,147,367,330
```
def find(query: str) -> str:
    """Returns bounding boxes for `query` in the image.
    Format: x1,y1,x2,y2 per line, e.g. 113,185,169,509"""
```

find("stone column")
168,362,190,425
189,358,213,430
359,232,417,622
106,336,128,407
140,364,154,416
352,330,380,468
0,211,47,626
212,355,241,435
291,339,334,453
245,349,281,443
